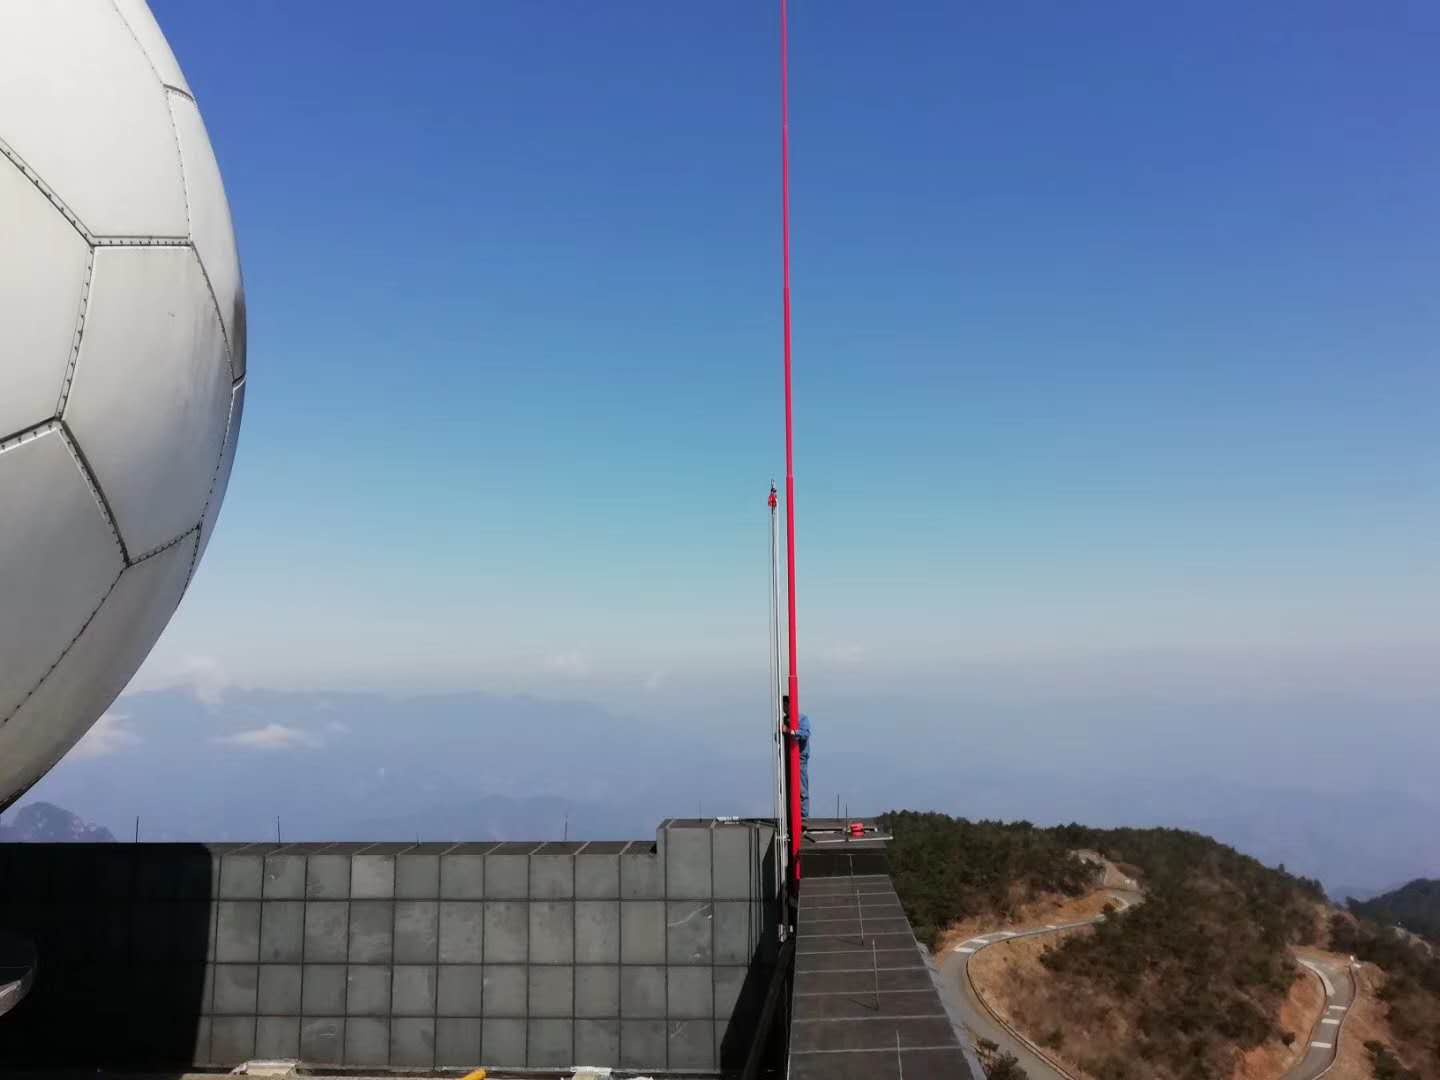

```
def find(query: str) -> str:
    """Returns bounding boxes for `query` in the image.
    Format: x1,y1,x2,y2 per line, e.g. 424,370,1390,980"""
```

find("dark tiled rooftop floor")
789,873,975,1080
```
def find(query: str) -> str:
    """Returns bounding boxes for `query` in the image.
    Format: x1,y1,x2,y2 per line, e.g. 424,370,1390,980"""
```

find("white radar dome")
0,1,245,808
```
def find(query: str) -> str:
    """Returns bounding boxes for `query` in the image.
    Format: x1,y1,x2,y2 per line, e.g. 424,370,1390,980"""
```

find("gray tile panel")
576,1017,620,1064
299,1017,344,1064
255,1015,300,1059
301,964,346,1014
482,1017,526,1065
575,964,619,1017
437,964,484,1016
262,853,306,898
483,853,529,898
665,825,712,899
666,899,714,964
344,1016,388,1065
620,1019,666,1069
351,853,395,899
435,1017,481,1065
348,900,394,963
529,1018,574,1066
259,900,304,962
391,964,437,1016
623,899,666,963
438,901,483,962
394,900,438,962
396,851,440,898
575,899,620,962
576,851,621,898
391,1016,436,1066
530,852,574,898
439,852,486,899
483,901,527,963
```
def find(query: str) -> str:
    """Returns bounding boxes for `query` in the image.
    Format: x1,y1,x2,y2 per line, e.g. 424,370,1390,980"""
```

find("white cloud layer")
70,712,142,759
543,651,591,678
213,723,322,751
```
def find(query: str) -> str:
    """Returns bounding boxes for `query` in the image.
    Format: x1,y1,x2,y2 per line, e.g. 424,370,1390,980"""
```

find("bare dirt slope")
971,931,1328,1080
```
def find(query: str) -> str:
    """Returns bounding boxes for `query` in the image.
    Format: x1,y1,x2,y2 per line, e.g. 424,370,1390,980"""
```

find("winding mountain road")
932,893,1353,1080
1289,954,1356,1080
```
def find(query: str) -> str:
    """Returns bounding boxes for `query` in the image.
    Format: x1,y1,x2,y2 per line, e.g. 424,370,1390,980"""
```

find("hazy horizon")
18,679,1438,898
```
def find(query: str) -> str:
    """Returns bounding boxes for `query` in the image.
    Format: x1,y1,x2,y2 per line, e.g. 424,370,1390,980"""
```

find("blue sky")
137,2,1438,714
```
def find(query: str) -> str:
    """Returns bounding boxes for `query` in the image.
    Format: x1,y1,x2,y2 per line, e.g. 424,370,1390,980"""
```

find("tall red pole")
780,0,804,881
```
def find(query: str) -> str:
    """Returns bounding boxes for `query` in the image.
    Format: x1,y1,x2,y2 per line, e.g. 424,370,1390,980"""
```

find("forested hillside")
883,812,1326,1080
879,811,1096,946
1351,879,1440,945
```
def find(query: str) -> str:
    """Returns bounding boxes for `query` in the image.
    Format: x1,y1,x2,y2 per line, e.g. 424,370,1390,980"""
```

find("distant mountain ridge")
1350,878,1440,944
0,801,117,843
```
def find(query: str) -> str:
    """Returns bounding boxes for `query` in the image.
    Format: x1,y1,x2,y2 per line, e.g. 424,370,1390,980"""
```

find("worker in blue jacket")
797,710,811,818
782,694,811,819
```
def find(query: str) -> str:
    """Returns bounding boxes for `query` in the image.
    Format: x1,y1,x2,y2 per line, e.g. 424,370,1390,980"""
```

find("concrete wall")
0,819,779,1073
